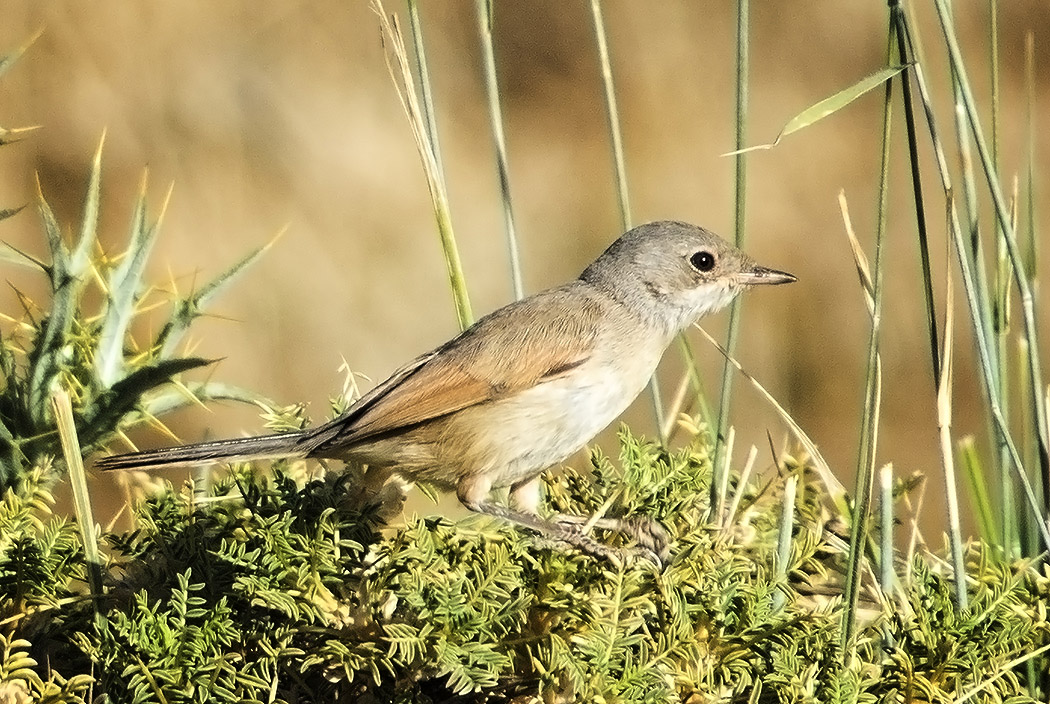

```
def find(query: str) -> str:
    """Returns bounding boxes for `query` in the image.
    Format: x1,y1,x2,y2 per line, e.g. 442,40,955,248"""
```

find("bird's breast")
440,328,668,487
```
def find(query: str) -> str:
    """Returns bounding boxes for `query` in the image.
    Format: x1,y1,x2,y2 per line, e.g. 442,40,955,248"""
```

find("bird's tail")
94,431,309,471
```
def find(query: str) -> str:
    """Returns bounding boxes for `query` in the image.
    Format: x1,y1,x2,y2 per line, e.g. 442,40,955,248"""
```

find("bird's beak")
737,265,797,286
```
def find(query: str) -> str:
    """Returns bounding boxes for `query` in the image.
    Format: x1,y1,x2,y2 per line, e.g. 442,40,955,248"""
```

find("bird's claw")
619,516,670,563
545,514,670,568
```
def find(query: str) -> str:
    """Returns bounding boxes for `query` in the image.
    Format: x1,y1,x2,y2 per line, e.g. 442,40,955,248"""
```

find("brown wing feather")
303,284,601,454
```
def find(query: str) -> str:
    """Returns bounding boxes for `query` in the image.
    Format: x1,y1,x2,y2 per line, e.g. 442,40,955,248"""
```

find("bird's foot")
531,528,662,568
553,514,670,566
459,498,668,567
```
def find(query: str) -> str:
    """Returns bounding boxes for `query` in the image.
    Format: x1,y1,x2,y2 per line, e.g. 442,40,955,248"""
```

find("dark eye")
690,251,716,272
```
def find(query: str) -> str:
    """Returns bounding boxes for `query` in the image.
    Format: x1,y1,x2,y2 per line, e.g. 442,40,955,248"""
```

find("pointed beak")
737,265,797,286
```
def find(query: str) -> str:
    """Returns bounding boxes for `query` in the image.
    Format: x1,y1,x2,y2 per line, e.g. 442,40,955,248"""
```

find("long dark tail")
94,431,309,471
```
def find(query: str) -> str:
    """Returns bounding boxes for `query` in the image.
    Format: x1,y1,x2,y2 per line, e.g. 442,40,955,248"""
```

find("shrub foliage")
0,430,1048,703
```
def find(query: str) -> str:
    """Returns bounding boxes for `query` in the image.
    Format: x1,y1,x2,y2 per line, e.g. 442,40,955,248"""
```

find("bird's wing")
303,285,601,454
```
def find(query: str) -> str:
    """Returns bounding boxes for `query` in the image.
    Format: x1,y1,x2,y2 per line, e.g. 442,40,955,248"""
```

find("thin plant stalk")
713,0,750,512
375,1,473,329
474,0,524,301
716,426,735,524
956,104,1014,549
52,389,104,616
988,0,1001,172
959,436,998,545
1023,31,1041,558
879,464,894,596
589,0,665,438
1022,35,1040,547
944,7,1009,527
589,0,631,231
838,187,892,568
722,444,758,531
903,475,928,584
405,0,445,184
987,4,1011,492
662,372,691,442
1023,32,1037,283
995,183,1019,548
840,24,894,660
955,90,997,372
935,230,968,608
891,2,940,383
839,181,892,588
772,474,798,613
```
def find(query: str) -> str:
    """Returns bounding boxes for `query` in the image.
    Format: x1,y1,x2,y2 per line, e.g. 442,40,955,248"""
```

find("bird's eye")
690,250,716,272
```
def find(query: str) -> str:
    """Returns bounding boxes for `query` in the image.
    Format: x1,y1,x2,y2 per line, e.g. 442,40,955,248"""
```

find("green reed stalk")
840,21,894,661
405,0,445,183
474,0,524,301
879,464,895,596
713,0,750,511
891,2,940,384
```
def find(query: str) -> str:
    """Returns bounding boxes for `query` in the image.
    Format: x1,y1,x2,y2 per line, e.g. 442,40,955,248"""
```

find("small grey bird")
96,221,795,561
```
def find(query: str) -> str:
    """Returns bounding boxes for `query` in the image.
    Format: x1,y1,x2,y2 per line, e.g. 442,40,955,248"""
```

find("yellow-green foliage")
2,430,1049,703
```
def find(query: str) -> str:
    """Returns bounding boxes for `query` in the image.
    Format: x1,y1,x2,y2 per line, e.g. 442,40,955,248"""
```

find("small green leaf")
0,239,46,270
141,381,267,418
80,357,216,447
0,125,41,146
0,204,26,223
726,65,908,155
96,174,164,388
155,236,276,359
0,29,42,80
71,133,105,274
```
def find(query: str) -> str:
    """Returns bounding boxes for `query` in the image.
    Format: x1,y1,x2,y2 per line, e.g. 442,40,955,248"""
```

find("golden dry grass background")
1,2,1048,528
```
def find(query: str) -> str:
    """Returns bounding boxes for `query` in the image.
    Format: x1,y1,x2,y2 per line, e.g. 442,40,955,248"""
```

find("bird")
96,220,796,562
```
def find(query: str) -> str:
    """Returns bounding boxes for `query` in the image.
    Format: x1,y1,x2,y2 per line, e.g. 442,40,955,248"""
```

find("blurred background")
0,2,1048,531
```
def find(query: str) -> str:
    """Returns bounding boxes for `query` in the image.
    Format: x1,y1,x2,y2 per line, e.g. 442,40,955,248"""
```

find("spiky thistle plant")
0,137,268,490
0,34,267,490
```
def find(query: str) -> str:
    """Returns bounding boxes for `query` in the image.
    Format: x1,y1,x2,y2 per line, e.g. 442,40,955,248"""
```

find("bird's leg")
512,476,669,561
552,514,670,562
461,476,663,564
460,475,627,561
